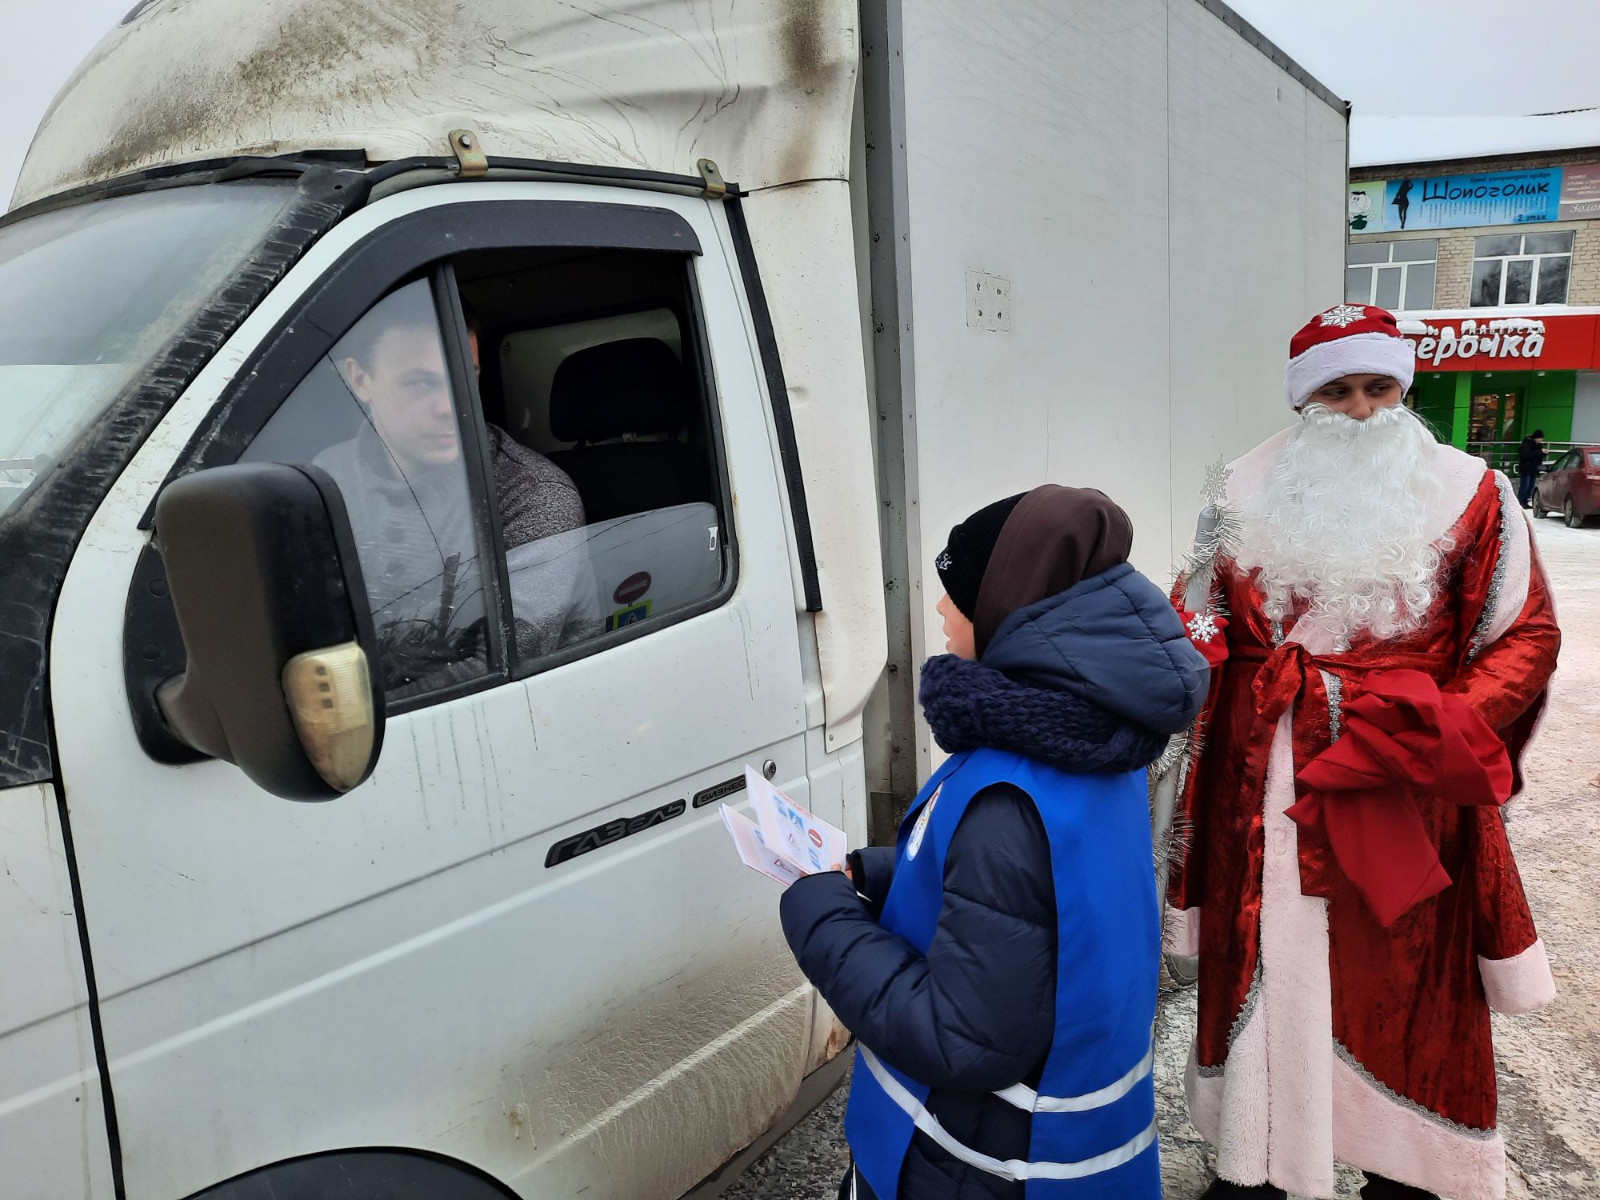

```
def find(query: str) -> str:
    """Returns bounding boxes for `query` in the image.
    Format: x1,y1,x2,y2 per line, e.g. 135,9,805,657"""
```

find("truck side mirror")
152,463,385,800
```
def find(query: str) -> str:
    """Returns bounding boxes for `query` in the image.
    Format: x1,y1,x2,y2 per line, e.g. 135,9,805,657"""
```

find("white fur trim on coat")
1258,714,1337,1197
1284,332,1417,410
1332,1049,1506,1200
1165,906,1201,957
1186,1002,1272,1187
1181,714,1337,1197
1482,472,1534,648
1480,939,1557,1015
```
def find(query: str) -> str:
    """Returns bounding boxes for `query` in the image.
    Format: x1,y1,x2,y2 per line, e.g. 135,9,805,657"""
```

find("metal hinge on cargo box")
697,158,727,199
450,130,488,178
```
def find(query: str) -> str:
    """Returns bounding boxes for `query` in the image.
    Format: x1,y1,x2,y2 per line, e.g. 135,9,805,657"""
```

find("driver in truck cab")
312,282,598,693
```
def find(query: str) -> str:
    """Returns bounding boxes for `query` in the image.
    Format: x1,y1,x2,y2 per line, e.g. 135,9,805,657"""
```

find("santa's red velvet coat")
1167,430,1560,1200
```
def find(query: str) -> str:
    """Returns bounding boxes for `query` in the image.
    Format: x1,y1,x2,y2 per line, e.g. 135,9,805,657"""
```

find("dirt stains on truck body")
75,0,468,186
14,0,860,212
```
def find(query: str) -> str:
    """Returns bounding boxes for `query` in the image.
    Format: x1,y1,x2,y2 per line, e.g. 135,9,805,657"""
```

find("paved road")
725,517,1599,1200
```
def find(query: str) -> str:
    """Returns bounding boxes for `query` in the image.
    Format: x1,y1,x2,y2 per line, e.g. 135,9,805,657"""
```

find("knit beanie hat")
973,485,1133,656
936,494,1025,619
1284,303,1415,410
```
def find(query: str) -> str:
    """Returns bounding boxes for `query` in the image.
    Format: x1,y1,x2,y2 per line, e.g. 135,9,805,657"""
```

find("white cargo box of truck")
0,2,1344,1196
857,1,1348,803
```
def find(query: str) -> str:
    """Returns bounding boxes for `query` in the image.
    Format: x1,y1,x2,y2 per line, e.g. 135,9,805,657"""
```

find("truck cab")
0,4,882,1197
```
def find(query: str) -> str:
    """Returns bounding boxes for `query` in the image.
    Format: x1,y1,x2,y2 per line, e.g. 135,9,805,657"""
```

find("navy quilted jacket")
781,562,1206,1200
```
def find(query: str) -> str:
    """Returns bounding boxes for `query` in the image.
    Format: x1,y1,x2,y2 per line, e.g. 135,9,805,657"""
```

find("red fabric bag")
1288,669,1513,927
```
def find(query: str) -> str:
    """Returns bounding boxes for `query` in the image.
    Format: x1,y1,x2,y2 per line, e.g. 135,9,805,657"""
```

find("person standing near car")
779,485,1209,1200
1517,428,1546,509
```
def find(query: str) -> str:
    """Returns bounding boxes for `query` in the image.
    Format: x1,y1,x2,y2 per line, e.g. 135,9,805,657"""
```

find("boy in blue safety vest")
780,484,1210,1200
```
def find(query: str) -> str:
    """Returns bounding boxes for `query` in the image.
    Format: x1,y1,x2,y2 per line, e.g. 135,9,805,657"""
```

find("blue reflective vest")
844,748,1161,1199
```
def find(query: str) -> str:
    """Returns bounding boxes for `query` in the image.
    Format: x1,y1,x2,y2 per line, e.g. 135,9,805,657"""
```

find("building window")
1468,387,1519,444
1471,231,1572,307
1346,239,1437,311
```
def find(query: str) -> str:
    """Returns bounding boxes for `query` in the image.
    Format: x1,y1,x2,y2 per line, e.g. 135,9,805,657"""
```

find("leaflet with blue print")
721,765,848,885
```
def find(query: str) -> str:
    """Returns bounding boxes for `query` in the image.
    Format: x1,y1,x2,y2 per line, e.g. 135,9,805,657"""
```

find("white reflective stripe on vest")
992,1044,1154,1113
859,1047,1157,1183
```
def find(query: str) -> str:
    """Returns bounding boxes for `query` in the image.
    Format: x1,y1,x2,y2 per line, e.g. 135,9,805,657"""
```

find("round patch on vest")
906,784,942,860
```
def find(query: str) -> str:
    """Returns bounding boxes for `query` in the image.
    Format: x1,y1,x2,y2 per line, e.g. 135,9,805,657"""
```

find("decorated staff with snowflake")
1150,455,1235,965
1165,304,1561,1200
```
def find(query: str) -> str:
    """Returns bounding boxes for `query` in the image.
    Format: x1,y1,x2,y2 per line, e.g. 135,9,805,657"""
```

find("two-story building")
1348,111,1600,470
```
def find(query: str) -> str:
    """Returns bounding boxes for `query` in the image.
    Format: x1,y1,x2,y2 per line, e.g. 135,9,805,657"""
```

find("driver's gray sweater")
313,424,594,690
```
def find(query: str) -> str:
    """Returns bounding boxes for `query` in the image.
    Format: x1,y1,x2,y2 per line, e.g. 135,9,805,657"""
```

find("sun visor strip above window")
139,201,703,529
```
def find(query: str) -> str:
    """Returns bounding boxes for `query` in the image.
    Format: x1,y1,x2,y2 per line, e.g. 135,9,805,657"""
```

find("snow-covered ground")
1490,518,1600,1198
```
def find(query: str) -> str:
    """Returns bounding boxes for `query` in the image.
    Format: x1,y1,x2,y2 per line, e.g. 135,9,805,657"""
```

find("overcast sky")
3,0,1599,208
0,0,130,207
1226,0,1600,117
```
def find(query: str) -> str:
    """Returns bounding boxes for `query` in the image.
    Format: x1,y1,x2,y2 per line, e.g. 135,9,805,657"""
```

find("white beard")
1233,403,1453,641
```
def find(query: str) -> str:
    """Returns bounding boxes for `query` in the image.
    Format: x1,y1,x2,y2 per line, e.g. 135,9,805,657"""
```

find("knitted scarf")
919,653,1168,775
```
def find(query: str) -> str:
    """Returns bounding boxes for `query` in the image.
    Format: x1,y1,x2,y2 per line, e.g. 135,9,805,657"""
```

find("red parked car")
1533,445,1600,527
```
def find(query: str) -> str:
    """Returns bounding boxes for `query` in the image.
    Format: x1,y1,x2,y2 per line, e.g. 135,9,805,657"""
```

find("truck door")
49,184,816,1200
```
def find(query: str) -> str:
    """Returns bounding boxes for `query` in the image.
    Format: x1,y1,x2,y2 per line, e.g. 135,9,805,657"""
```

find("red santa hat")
1284,303,1416,410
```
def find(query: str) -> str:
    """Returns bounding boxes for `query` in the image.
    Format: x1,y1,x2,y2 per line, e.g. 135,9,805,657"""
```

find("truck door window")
176,212,729,717
455,246,730,673
241,279,502,701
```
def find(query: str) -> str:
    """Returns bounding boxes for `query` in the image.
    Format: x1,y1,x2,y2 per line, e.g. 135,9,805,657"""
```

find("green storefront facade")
1409,369,1578,444
1400,310,1600,470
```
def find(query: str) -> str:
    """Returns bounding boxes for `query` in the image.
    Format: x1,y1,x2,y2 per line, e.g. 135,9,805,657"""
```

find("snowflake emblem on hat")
936,550,953,571
1187,611,1221,643
1319,303,1366,329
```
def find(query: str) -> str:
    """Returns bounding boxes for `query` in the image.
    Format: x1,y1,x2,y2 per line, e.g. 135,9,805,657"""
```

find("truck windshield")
0,183,291,520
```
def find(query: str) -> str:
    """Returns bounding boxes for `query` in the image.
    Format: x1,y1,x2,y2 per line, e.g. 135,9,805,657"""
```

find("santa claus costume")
1166,305,1561,1200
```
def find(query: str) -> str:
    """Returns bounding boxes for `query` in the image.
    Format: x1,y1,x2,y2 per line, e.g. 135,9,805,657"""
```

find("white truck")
0,1,1346,1196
